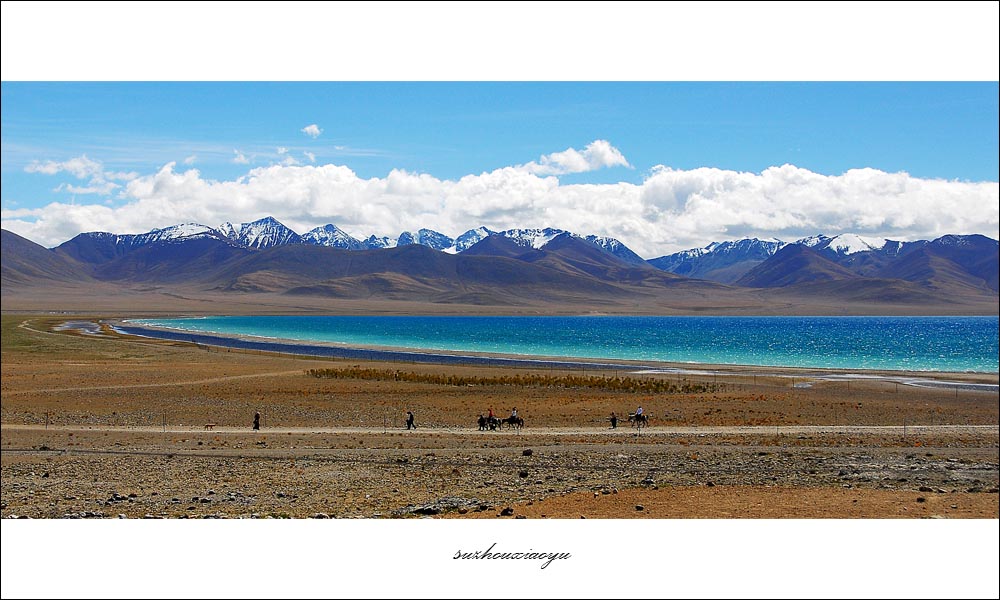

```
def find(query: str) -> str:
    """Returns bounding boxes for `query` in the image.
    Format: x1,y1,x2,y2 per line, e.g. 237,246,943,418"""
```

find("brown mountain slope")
1,229,92,286
736,244,858,288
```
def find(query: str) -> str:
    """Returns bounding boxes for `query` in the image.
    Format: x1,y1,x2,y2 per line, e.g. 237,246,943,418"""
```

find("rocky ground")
2,316,998,519
2,426,997,519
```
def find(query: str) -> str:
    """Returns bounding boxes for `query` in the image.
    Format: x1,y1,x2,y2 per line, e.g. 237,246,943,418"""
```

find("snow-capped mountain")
360,235,397,250
584,235,649,265
219,216,301,249
301,224,364,250
396,229,454,251
131,223,223,245
451,227,495,253
798,233,890,255
649,237,786,283
497,228,567,249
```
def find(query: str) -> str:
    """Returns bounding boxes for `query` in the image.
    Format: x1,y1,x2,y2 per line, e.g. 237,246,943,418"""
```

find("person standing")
406,410,416,430
252,411,260,431
610,412,618,429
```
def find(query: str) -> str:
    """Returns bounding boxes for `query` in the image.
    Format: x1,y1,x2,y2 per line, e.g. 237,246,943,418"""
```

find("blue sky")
3,82,997,191
2,81,998,256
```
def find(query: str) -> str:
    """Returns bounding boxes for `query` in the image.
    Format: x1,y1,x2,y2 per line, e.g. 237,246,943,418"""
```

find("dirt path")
3,423,995,436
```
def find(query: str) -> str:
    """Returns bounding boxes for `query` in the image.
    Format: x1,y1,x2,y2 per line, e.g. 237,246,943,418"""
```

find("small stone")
950,504,958,509
117,514,126,519
918,486,933,492
706,481,715,487
500,507,514,516
522,449,533,457
916,497,926,503
515,515,526,519
311,513,330,519
458,508,469,515
635,505,644,511
199,497,211,504
519,470,529,478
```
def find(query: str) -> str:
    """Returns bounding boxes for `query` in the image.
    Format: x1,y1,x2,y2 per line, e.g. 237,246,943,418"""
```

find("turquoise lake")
130,315,1000,373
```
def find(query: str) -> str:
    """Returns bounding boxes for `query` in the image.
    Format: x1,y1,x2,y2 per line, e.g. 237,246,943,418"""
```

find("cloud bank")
4,141,998,257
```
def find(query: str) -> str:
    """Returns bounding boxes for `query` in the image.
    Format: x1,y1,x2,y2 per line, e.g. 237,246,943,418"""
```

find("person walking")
406,410,416,430
252,411,260,431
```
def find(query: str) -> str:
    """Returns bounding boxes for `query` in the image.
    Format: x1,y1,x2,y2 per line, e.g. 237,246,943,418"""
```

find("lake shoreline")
109,320,999,390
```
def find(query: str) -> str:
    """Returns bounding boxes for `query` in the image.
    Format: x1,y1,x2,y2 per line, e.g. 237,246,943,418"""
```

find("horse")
502,415,524,430
628,412,648,428
478,415,502,431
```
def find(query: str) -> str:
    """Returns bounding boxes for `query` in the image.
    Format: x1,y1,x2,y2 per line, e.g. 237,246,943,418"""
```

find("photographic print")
2,3,997,599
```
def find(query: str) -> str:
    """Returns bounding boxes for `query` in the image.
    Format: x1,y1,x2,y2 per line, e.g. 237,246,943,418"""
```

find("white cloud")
26,155,103,178
232,149,249,164
183,155,197,165
301,124,322,138
55,181,120,195
277,147,289,155
5,149,998,256
22,154,131,196
304,151,316,163
518,139,631,175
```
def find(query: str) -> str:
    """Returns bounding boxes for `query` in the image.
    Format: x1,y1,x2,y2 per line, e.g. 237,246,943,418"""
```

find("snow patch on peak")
302,224,362,249
797,233,889,255
500,227,567,249
136,223,218,244
828,234,888,255
452,227,495,253
797,235,830,248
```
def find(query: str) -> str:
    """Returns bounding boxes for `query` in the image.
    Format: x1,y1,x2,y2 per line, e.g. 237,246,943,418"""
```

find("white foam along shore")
633,369,999,393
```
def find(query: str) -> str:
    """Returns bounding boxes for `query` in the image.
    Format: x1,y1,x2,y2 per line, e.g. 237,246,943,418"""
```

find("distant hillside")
1,229,93,286
736,245,859,288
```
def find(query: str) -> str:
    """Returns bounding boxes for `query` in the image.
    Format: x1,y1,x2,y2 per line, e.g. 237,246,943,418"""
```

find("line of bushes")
306,366,719,394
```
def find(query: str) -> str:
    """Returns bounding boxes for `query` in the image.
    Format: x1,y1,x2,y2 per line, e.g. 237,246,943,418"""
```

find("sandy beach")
2,314,997,519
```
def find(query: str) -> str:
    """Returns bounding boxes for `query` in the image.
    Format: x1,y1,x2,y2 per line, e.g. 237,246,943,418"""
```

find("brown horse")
502,415,524,430
628,413,648,428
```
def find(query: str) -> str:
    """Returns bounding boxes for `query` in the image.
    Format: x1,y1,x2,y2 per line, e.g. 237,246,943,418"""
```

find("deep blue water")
130,315,999,373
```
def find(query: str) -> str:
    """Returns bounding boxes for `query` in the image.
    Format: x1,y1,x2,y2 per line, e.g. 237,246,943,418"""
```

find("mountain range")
2,216,997,314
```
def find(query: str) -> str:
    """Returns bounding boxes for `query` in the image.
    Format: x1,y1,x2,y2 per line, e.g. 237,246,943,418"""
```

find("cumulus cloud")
304,151,316,163
5,153,998,256
232,149,249,164
300,124,322,138
518,139,631,175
